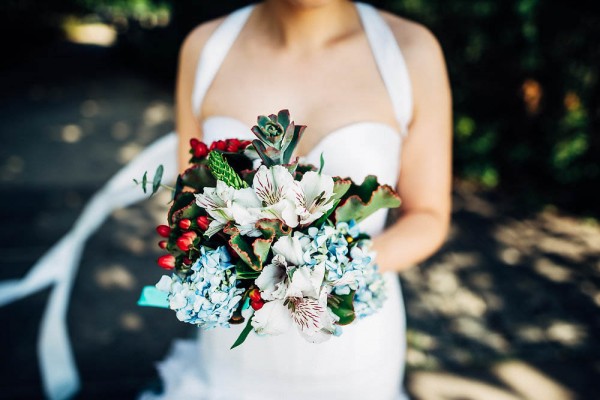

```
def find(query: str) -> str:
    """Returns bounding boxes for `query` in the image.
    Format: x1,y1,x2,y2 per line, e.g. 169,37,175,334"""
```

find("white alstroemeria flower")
231,188,263,236
196,182,264,237
253,165,299,228
254,255,288,301
271,233,311,267
294,171,336,225
252,256,334,342
195,181,236,236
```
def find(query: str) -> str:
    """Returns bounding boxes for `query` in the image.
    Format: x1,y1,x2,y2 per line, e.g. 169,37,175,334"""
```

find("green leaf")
228,231,272,271
277,109,290,131
328,292,356,325
282,125,306,165
181,164,217,191
173,175,184,201
255,219,292,239
348,175,380,202
332,179,352,201
335,185,402,223
168,192,195,225
235,260,261,280
231,314,254,349
252,139,275,167
142,171,148,193
318,152,325,174
151,164,164,196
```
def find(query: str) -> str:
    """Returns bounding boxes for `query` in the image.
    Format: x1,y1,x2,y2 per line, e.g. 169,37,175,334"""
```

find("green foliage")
207,151,248,189
328,292,356,326
230,314,254,349
385,0,599,214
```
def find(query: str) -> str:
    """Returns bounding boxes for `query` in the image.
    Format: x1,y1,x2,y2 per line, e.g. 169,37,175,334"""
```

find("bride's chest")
201,45,399,155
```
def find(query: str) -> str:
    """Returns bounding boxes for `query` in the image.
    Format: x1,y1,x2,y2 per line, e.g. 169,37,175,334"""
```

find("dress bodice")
196,1,414,237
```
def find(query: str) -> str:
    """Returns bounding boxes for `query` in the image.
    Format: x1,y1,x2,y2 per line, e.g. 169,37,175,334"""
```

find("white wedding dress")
143,3,413,400
0,2,413,400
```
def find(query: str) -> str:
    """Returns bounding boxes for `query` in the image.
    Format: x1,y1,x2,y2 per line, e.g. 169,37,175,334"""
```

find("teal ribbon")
137,286,169,309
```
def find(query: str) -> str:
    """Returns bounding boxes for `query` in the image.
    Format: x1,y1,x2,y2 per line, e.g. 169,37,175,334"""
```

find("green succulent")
251,109,306,166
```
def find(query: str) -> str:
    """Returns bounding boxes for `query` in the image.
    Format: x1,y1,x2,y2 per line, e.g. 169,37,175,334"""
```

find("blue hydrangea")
353,265,387,319
156,246,243,329
305,221,387,319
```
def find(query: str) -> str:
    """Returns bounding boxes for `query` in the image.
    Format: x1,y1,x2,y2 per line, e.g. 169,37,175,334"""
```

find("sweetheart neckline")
202,115,403,160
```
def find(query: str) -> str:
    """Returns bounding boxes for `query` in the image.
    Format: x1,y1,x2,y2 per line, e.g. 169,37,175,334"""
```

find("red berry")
157,254,175,270
248,289,261,302
178,218,191,230
194,142,209,158
250,299,264,310
182,257,192,265
196,216,210,231
176,231,197,251
156,225,171,238
210,140,227,151
158,240,167,249
190,138,200,148
240,140,252,149
225,138,241,152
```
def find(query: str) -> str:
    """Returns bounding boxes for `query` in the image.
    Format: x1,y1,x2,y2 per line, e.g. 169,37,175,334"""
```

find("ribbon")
0,132,178,399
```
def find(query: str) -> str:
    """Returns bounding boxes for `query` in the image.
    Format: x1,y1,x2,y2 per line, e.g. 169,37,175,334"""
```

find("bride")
143,0,452,399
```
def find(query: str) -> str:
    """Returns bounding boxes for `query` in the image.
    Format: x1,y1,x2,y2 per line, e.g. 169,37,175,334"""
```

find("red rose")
157,254,175,270
178,218,191,230
176,231,197,251
156,225,171,238
196,216,210,231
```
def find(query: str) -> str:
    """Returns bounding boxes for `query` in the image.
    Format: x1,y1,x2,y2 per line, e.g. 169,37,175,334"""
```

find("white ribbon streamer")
0,132,178,399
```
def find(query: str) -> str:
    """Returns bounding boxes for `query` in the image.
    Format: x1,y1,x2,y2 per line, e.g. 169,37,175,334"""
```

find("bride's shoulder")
379,10,446,69
177,16,227,67
378,9,448,88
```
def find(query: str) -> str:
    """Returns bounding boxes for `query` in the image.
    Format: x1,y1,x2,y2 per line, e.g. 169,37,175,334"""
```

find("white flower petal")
253,165,295,206
272,235,306,266
155,275,173,292
251,300,292,336
255,262,288,301
300,171,334,205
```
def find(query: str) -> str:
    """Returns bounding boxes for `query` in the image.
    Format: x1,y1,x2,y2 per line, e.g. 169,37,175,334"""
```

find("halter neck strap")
191,2,413,136
191,4,255,117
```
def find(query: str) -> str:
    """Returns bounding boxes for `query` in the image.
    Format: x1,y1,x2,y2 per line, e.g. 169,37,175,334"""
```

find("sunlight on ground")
120,312,144,332
61,124,83,143
409,360,575,400
63,20,117,47
95,264,137,290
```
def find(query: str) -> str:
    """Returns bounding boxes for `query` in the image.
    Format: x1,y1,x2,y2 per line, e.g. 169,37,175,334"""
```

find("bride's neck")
257,0,359,51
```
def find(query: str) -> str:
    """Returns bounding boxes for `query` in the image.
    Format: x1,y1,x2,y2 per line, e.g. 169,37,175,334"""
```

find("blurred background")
1,0,598,399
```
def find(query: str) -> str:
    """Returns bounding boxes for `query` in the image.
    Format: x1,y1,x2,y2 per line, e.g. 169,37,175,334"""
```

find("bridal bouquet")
138,110,401,348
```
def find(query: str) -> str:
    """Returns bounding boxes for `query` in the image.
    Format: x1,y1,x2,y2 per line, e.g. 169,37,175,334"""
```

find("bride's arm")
175,19,223,174
373,20,453,273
